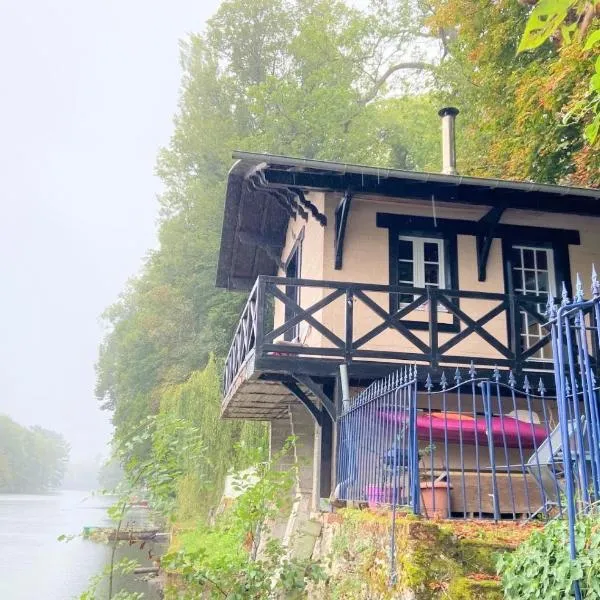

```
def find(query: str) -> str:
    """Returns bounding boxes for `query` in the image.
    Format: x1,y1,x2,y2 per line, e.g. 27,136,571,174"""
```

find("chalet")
216,109,600,519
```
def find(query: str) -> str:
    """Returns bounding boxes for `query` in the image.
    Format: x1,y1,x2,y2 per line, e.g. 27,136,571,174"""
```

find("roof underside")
216,152,600,291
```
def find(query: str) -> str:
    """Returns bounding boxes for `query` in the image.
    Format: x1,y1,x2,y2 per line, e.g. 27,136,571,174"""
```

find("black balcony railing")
223,276,556,398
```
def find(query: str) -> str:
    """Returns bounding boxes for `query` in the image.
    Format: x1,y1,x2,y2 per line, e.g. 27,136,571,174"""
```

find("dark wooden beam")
294,374,336,421
290,187,327,226
281,380,322,425
334,191,352,270
376,213,581,245
262,168,600,217
476,206,505,282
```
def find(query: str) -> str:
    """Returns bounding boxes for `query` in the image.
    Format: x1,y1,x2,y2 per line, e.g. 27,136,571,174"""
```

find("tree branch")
359,61,437,106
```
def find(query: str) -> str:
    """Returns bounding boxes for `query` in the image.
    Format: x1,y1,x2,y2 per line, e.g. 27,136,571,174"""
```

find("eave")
216,151,600,291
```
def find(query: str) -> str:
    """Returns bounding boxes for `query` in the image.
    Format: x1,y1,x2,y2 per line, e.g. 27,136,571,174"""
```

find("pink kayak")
378,411,548,449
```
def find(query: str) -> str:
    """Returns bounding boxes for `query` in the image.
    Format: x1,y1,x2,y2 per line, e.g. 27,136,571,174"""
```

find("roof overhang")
216,152,600,290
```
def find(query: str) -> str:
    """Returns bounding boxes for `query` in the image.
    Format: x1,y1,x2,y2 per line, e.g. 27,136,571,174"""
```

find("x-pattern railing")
223,275,555,395
223,279,259,395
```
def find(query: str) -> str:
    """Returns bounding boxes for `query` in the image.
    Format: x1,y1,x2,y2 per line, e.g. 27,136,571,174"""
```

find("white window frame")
511,245,556,297
511,244,556,361
398,236,446,290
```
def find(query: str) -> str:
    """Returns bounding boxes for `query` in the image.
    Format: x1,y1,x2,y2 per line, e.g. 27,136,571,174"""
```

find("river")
0,490,164,600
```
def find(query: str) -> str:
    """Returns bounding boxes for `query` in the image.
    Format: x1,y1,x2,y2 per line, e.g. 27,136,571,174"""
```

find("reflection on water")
0,490,163,600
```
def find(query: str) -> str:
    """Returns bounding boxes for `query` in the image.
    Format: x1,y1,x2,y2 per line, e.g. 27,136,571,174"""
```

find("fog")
0,0,220,462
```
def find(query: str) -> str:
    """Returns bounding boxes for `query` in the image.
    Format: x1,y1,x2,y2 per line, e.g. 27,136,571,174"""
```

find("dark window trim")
376,213,581,246
501,237,573,302
377,212,580,335
384,222,460,333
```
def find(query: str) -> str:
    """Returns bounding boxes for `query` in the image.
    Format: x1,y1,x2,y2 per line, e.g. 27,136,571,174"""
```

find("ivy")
498,512,600,599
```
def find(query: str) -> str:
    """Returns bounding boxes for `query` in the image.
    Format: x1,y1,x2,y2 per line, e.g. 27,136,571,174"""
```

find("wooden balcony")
222,276,557,419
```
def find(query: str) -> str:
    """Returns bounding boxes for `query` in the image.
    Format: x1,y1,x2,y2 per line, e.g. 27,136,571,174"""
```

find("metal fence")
336,368,420,512
549,273,600,599
336,364,565,521
335,269,600,596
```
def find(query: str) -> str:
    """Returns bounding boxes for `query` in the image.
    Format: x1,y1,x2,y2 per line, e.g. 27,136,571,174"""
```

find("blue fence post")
554,295,582,600
410,369,420,515
482,380,500,521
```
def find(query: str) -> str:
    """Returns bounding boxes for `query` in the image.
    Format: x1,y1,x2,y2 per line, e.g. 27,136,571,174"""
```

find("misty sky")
0,0,221,461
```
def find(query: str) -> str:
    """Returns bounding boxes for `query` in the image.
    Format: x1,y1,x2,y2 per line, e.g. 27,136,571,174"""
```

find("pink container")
366,485,398,508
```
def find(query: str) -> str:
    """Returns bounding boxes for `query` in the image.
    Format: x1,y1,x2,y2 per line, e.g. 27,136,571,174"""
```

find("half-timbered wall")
272,191,600,365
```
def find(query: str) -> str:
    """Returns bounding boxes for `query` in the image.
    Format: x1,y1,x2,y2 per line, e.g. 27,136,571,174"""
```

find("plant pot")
419,481,452,519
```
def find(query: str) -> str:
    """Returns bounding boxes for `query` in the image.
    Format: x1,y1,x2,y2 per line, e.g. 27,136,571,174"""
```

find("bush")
162,438,325,599
498,514,600,599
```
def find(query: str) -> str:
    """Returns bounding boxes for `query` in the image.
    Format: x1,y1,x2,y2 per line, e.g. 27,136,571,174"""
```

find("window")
397,236,446,304
511,245,556,359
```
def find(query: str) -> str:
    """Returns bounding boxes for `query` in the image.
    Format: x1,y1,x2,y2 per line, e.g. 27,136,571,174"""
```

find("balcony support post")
255,277,266,361
281,380,323,426
295,374,337,421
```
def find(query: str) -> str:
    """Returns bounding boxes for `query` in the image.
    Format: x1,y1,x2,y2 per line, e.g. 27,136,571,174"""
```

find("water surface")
0,490,162,600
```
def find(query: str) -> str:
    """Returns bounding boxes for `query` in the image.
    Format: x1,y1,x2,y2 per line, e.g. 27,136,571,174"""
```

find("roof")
216,151,600,290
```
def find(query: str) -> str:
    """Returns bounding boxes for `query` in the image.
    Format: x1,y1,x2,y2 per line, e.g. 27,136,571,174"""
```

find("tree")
97,0,444,451
0,415,70,492
428,0,600,185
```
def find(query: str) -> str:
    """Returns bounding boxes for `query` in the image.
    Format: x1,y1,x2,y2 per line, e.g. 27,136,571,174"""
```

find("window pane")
424,264,439,285
398,261,413,283
399,293,414,305
524,271,537,292
513,245,555,359
398,240,413,260
528,320,540,337
537,250,548,270
523,249,535,269
424,242,439,263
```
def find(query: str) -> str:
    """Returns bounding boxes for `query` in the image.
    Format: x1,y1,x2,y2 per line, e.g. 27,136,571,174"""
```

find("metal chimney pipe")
438,107,459,175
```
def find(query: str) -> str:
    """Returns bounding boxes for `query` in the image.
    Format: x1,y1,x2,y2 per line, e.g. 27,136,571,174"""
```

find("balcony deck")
222,276,565,419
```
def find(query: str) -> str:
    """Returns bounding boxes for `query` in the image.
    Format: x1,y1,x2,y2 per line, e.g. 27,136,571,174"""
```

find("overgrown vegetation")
0,414,69,492
498,512,600,599
311,509,516,599
162,439,325,599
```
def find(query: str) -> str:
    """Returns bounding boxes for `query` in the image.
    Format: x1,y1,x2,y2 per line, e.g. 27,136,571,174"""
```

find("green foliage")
517,0,600,145
430,0,600,184
498,513,600,599
518,0,577,53
320,510,504,599
0,414,69,492
162,440,325,599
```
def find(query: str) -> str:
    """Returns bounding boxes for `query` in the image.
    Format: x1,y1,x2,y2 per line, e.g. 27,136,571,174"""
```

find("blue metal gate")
336,365,562,521
549,273,600,599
